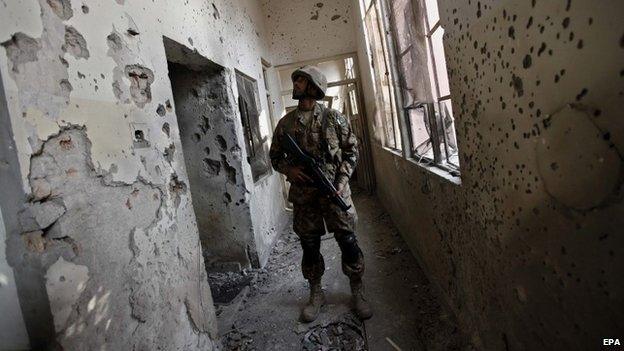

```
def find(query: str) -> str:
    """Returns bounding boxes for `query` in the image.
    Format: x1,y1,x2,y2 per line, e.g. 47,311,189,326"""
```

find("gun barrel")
284,132,351,212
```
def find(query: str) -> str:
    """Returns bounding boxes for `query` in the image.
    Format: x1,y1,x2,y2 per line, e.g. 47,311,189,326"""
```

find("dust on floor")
211,190,472,350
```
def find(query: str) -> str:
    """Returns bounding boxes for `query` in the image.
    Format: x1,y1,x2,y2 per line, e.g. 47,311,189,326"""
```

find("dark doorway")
164,37,257,270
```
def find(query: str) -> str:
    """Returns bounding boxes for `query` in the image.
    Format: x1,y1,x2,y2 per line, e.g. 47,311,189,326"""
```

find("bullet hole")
61,52,75,67
188,37,193,46
165,99,172,111
575,88,588,101
562,17,570,28
223,192,232,204
156,104,166,116
537,42,546,56
216,135,227,152
531,0,536,7
331,15,341,21
316,2,324,7
512,75,524,97
59,79,73,94
59,136,73,150
162,122,170,137
602,132,610,140
125,64,154,108
64,26,90,59
203,158,221,176
476,1,481,18
550,162,558,171
127,28,140,36
522,54,532,69
598,233,608,241
565,0,571,11
192,133,201,142
554,74,560,83
164,143,175,163
577,39,584,49
620,33,624,48
508,26,515,39
81,4,89,14
204,147,210,155
131,125,150,148
46,0,73,20
221,155,237,184
311,11,319,20
1,33,41,74
169,174,187,208
106,33,123,51
212,3,220,19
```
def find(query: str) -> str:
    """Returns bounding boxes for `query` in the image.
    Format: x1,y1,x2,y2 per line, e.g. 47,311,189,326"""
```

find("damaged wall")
355,0,623,349
166,41,256,268
261,0,357,66
0,0,289,348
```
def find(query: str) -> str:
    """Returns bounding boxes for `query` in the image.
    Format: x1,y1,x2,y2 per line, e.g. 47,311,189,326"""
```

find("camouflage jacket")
269,103,358,203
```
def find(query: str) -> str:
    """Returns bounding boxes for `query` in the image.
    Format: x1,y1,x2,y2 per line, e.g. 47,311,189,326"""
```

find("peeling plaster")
45,257,89,332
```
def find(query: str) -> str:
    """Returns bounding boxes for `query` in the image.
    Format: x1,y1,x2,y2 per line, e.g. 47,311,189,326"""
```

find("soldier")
269,65,373,322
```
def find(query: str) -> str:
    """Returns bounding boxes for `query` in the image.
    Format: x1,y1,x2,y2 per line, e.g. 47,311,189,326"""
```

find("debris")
222,329,254,350
301,314,366,351
207,271,253,304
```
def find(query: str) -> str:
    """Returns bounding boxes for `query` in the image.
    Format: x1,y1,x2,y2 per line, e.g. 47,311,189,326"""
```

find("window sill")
381,145,404,158
405,157,462,185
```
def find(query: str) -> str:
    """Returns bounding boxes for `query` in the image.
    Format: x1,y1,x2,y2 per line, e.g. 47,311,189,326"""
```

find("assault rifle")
283,133,351,211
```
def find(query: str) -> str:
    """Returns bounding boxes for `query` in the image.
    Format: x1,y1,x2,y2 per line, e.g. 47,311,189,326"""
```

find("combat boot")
300,280,325,322
350,278,372,320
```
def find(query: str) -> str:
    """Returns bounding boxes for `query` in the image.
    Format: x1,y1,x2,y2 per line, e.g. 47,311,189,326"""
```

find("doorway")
164,37,257,270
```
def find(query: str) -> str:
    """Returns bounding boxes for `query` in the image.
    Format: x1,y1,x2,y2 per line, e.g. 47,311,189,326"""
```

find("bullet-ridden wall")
0,0,289,348
261,0,358,66
355,0,623,349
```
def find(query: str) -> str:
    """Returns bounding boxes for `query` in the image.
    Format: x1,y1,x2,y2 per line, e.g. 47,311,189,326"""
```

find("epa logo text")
603,339,621,346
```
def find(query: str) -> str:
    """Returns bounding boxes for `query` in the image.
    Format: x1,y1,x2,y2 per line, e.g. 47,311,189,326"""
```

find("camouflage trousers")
292,192,364,282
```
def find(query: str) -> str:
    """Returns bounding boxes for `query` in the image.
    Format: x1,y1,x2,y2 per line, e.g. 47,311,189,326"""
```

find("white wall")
262,0,358,66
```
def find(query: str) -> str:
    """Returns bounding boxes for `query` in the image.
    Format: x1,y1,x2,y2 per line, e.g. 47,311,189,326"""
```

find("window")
236,71,271,181
388,0,459,174
363,0,402,151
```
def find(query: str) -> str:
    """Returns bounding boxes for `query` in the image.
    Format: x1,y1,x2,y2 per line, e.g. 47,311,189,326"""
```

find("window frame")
235,69,272,182
364,0,403,152
386,0,460,176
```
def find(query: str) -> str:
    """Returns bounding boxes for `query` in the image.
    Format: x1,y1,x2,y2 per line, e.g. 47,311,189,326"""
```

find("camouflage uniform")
270,102,364,282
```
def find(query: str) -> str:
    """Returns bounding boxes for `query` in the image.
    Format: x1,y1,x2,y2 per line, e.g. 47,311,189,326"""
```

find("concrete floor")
216,189,470,350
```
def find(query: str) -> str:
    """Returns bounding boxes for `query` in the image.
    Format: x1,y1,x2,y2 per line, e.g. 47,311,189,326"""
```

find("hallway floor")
214,189,470,350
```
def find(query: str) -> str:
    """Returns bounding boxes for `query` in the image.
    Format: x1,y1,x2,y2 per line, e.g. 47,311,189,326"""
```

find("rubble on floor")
301,314,366,351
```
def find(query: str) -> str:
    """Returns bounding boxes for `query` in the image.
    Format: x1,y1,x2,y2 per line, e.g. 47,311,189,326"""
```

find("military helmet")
291,65,327,100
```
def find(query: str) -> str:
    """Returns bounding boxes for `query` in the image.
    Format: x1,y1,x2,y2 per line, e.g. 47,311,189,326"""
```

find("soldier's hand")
335,182,345,197
287,166,313,184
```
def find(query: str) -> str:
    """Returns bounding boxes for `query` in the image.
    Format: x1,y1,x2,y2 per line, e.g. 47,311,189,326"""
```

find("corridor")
214,189,468,350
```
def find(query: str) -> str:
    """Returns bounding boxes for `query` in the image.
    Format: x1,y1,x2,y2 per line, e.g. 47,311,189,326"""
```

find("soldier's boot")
336,232,372,319
349,277,373,320
300,280,325,322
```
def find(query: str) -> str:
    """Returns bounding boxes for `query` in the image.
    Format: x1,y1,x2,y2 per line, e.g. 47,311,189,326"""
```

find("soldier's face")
292,76,308,99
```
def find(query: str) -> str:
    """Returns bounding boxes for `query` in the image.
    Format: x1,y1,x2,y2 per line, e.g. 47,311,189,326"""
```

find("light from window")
363,0,402,150
388,0,459,173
